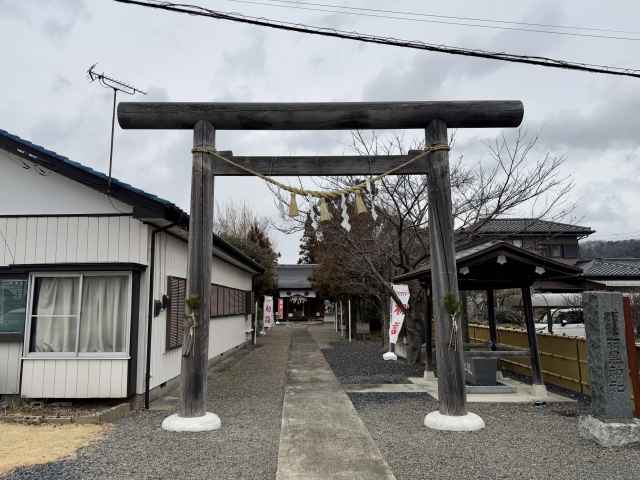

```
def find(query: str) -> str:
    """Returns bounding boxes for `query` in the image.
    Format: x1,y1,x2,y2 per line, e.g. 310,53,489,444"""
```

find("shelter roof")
393,241,581,290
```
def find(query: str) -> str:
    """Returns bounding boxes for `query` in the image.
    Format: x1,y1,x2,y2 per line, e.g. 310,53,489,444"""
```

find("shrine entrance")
118,100,523,432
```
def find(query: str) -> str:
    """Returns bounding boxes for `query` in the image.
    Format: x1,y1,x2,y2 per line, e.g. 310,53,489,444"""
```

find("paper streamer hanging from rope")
192,144,449,228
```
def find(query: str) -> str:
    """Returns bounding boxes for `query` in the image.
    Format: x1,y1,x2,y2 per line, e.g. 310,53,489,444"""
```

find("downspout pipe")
144,222,177,410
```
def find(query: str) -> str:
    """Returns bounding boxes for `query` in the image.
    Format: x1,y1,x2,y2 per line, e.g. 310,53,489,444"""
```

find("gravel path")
3,328,291,480
350,393,640,480
321,338,423,384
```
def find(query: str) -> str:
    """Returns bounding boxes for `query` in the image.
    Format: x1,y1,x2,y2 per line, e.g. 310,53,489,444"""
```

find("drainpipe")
144,222,177,410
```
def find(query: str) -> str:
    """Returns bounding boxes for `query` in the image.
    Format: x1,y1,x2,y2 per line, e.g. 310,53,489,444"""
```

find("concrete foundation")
382,351,398,361
578,415,640,447
161,412,221,432
424,411,485,432
531,384,548,399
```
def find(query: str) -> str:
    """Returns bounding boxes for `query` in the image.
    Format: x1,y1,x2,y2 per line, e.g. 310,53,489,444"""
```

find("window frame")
209,283,251,318
166,275,186,351
0,276,29,340
24,271,132,360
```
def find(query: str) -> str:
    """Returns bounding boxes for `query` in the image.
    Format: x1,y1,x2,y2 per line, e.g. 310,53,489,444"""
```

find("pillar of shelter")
424,286,435,378
522,286,546,395
460,291,470,344
487,289,498,351
423,119,484,431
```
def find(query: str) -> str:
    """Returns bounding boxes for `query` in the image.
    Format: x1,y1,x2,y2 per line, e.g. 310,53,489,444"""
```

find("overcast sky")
2,0,639,262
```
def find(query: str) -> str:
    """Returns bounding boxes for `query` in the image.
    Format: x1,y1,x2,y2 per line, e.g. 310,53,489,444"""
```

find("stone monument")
579,291,640,447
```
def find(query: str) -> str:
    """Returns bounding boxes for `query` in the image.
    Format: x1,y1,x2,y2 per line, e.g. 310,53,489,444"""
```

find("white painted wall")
0,216,149,267
0,150,131,215
21,358,128,398
0,343,22,394
142,230,253,393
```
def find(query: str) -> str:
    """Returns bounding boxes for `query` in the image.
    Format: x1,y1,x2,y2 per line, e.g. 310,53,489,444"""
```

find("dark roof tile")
460,218,594,235
579,258,640,278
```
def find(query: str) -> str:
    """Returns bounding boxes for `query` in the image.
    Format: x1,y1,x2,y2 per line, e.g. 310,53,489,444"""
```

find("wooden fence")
468,324,640,395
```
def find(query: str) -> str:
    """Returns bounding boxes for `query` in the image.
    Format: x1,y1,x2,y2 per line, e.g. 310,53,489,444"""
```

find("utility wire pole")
87,64,146,190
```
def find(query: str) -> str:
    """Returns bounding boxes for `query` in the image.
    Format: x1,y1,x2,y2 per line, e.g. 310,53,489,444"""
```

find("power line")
221,0,640,41
114,1,640,79
254,0,640,35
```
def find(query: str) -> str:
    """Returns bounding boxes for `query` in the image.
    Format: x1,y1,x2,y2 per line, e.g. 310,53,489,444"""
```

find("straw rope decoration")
192,144,449,227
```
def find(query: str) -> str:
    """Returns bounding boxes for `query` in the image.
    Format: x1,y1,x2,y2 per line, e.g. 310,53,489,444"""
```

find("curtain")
31,277,79,352
79,276,128,353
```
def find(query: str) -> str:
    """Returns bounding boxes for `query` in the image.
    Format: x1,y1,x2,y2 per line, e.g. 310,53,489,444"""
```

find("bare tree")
269,128,574,363
214,201,279,295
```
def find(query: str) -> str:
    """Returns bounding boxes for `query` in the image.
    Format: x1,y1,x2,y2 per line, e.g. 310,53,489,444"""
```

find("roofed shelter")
394,241,582,391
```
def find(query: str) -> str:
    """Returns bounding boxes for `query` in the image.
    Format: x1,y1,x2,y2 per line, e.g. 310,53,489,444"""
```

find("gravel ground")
350,393,640,480
3,328,291,480
321,338,423,384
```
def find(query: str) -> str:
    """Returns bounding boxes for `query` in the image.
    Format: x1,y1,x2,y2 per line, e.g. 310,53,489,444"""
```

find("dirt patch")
2,399,121,418
0,423,107,475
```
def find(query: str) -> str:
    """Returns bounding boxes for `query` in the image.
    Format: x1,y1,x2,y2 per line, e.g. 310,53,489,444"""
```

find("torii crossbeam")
118,100,523,432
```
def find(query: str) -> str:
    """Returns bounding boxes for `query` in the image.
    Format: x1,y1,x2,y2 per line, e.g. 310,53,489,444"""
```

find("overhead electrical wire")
113,0,640,79
251,0,640,36
221,0,640,41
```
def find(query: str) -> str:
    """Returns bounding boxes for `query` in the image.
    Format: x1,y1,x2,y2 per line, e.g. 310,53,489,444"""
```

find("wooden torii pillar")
118,100,523,432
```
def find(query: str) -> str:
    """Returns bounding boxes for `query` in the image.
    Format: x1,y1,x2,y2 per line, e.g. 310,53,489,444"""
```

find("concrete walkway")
276,325,396,480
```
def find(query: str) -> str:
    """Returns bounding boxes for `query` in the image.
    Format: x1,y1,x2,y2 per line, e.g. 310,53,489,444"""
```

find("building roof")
0,128,263,273
394,240,581,290
277,264,316,290
578,258,640,279
458,218,595,237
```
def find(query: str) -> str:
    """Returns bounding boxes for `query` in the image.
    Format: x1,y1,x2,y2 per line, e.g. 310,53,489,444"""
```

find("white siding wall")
213,256,253,290
0,343,22,394
0,214,149,399
143,231,253,392
0,216,149,267
21,359,128,398
0,150,132,216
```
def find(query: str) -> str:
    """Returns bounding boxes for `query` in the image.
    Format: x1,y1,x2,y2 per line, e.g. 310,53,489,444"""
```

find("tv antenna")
87,63,146,190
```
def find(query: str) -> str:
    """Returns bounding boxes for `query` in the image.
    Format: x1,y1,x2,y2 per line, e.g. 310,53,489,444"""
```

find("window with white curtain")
28,272,131,356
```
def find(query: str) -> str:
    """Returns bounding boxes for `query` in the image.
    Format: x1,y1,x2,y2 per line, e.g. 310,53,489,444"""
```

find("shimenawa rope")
192,144,449,220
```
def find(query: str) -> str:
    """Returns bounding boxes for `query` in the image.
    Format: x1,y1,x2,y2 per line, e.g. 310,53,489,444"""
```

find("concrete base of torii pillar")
424,411,485,432
161,412,222,432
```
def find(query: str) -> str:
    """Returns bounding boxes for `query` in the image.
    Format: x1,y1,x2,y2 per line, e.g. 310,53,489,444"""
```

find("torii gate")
118,100,523,432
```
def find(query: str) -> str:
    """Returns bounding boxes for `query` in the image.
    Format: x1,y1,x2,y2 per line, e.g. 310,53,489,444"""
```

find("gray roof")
459,218,594,236
277,264,317,289
578,258,640,278
394,240,580,283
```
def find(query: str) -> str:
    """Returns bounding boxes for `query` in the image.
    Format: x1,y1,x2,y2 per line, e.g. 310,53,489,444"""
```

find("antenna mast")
87,64,146,190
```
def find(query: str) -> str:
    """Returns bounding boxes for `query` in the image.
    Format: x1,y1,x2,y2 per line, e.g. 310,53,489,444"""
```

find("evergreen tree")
297,213,318,264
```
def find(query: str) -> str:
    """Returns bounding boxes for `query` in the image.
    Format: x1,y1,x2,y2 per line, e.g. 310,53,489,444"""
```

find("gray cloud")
532,87,640,153
1,0,90,38
3,1,640,260
362,4,566,101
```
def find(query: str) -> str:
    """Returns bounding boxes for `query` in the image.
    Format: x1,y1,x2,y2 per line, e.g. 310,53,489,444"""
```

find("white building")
0,128,262,404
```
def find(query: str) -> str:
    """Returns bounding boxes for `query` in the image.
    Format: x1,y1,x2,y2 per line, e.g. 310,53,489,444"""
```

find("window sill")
22,355,131,361
0,333,24,343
